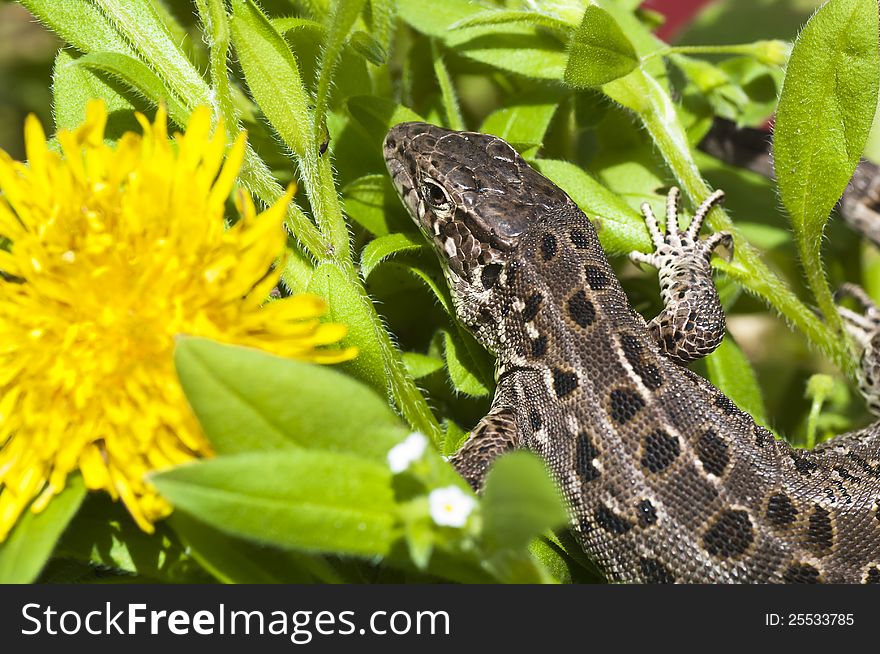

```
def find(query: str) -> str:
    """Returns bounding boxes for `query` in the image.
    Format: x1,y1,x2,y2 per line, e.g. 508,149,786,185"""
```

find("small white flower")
428,485,477,527
387,432,428,473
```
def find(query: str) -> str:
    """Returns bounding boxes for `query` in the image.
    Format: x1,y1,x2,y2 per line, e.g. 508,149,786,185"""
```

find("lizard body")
384,122,880,583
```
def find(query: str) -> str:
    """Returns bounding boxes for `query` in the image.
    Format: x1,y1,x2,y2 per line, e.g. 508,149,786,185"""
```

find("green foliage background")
0,0,878,584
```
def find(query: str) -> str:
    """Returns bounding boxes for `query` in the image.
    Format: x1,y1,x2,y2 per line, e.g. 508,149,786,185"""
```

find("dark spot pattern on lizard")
702,510,754,558
641,429,680,474
552,368,579,399
637,499,658,526
570,228,590,249
522,292,542,322
575,431,601,482
596,504,633,535
782,563,822,584
619,333,663,391
541,233,558,261
766,493,798,528
585,265,609,290
608,388,645,424
697,429,730,476
806,506,834,555
639,557,675,583
567,291,596,328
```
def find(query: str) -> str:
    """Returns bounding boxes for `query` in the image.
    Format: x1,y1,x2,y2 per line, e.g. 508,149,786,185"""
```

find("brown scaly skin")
385,122,880,584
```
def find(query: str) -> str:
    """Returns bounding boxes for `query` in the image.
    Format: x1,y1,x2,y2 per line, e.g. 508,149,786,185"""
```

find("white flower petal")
428,485,476,527
387,431,428,473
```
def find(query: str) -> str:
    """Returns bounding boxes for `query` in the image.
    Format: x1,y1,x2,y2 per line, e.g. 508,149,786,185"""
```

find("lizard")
384,121,880,583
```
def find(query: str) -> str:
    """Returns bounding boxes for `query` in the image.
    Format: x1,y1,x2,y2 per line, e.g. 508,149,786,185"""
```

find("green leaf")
451,10,574,37
348,30,387,65
152,451,396,557
93,0,210,109
75,52,189,126
533,159,651,254
398,0,568,80
230,0,312,158
0,476,86,583
402,352,445,379
343,174,414,236
174,336,402,460
22,0,134,56
705,336,769,426
52,49,137,133
774,0,880,336
480,93,561,155
346,96,423,148
313,0,367,138
564,5,639,88
443,330,493,398
168,512,341,583
361,232,426,278
481,452,567,551
271,17,326,36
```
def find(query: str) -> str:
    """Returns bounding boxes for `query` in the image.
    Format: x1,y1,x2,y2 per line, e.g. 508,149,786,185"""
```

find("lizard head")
384,122,568,332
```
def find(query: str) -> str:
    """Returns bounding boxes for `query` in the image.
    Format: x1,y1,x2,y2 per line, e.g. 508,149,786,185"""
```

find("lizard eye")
422,179,452,211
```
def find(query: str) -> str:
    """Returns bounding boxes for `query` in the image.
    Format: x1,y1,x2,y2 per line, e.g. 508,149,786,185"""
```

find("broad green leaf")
174,337,402,459
775,0,879,331
481,452,567,551
361,232,426,278
442,420,469,458
443,330,492,398
307,263,389,398
534,159,651,254
705,336,769,426
0,476,86,583
52,49,137,133
564,5,639,88
75,52,189,126
398,0,568,80
168,513,341,584
152,450,396,556
231,0,312,157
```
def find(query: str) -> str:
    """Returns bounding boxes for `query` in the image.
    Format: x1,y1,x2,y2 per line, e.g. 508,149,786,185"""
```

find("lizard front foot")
836,283,880,415
629,187,733,365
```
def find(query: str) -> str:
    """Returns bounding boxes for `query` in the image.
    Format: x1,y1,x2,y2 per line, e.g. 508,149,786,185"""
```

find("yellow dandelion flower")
0,100,355,540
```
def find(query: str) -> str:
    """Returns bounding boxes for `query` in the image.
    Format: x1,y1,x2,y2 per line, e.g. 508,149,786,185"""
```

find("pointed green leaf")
0,477,86,583
564,6,639,88
361,232,426,278
443,330,493,398
152,451,396,556
231,0,312,157
481,452,567,552
174,337,402,459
